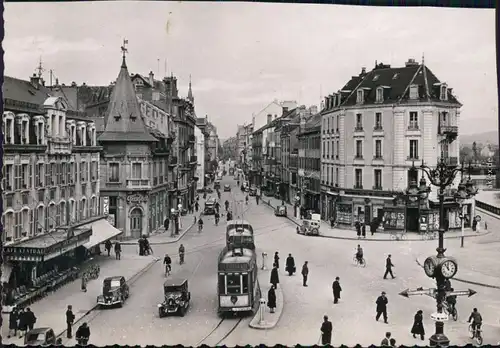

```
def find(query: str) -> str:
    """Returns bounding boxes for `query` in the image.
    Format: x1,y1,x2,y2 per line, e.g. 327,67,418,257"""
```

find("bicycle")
390,232,407,241
443,301,458,321
468,323,483,345
165,264,171,277
198,224,203,233
421,231,438,240
353,255,366,267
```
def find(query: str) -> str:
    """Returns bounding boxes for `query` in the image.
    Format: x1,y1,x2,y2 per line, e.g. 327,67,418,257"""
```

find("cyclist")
355,244,364,264
225,200,230,211
445,288,457,313
468,308,483,334
178,244,185,264
217,191,221,199
245,195,249,205
75,322,90,345
163,253,172,275
198,217,204,232
226,210,233,221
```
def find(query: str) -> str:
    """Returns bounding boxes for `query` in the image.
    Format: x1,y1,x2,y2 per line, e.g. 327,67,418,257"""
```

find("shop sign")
102,197,110,215
4,247,44,259
127,193,147,204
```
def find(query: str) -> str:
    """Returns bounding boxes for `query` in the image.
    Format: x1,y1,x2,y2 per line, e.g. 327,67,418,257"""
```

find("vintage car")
158,278,191,317
206,187,214,193
297,213,321,236
204,198,217,215
274,205,287,217
214,180,221,190
97,276,130,307
24,328,56,345
223,184,231,192
249,187,258,196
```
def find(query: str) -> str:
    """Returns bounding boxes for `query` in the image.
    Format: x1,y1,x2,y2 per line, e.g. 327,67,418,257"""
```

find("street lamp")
454,162,478,248
419,158,470,347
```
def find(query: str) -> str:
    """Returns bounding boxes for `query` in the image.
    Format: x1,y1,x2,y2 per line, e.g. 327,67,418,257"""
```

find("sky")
3,3,498,140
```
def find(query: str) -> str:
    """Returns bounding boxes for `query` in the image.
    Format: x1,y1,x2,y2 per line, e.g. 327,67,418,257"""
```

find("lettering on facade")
127,193,147,204
103,197,110,215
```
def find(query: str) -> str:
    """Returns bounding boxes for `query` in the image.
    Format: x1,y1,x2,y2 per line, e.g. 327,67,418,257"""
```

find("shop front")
334,191,393,227
304,190,320,212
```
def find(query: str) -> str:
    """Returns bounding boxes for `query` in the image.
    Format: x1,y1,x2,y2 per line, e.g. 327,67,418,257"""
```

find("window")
409,112,418,129
373,75,379,81
327,142,330,158
409,85,419,99
226,274,242,294
331,141,335,159
374,169,382,189
440,111,448,126
356,89,364,104
14,165,21,190
392,73,399,80
355,140,363,159
409,139,419,159
21,164,29,188
375,140,382,158
322,142,326,158
5,164,13,189
130,208,143,232
375,113,382,129
336,115,339,132
336,140,339,159
376,87,383,102
108,163,120,182
440,85,447,100
327,117,330,133
355,169,363,189
336,168,339,186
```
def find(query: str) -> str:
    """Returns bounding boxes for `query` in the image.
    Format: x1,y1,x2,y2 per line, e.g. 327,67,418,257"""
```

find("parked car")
206,187,214,193
97,276,130,308
158,278,191,317
249,187,257,196
274,205,287,217
24,328,56,346
223,184,231,192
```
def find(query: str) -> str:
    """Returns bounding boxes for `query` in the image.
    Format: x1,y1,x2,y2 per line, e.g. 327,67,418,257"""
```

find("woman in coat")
274,252,280,269
285,254,295,276
267,286,277,313
411,310,425,340
270,264,280,288
8,307,18,338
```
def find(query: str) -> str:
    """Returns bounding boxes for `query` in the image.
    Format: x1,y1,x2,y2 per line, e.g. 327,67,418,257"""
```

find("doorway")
406,208,419,232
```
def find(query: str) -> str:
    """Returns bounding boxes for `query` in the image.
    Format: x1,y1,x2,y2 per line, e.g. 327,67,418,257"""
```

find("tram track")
195,317,244,346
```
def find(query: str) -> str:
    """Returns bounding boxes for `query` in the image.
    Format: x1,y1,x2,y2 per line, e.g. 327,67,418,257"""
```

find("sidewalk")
261,197,490,241
1,247,158,345
120,213,196,245
249,267,284,330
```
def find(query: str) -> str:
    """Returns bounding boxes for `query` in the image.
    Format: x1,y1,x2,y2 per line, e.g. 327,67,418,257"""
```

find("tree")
460,146,474,162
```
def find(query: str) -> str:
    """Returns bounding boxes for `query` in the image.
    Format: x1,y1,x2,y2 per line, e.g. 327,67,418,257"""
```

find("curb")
476,206,500,220
415,257,500,290
121,222,195,246
249,272,285,330
55,258,159,340
262,200,491,242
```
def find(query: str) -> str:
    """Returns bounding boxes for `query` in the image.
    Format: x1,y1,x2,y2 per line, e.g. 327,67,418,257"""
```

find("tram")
226,220,255,250
217,247,260,315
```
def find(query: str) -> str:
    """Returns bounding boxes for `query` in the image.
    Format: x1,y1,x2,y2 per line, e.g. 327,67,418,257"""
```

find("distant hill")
460,131,499,147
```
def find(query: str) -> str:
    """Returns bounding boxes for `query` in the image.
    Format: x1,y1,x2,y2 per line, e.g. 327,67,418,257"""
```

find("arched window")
21,209,30,237
48,204,57,230
81,199,87,219
91,197,97,216
4,212,14,241
36,206,44,234
130,208,143,235
60,202,66,225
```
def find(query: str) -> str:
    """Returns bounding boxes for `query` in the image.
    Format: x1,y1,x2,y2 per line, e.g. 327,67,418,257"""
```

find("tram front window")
242,274,249,293
226,274,241,294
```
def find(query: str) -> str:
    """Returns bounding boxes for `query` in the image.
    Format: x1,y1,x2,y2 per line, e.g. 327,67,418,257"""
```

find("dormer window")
440,85,448,100
373,75,379,81
332,95,337,108
409,84,419,100
356,89,364,104
376,87,384,103
392,73,399,80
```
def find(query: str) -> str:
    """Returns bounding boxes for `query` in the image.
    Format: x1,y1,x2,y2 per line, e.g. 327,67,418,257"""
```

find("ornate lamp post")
419,158,471,347
454,162,478,248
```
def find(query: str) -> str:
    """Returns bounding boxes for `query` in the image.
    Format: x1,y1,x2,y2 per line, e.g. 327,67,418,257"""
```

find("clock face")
440,260,458,279
424,257,436,277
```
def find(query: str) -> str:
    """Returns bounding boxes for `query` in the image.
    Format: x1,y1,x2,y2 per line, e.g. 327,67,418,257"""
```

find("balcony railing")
126,179,151,189
188,135,195,144
439,125,458,135
438,156,458,167
166,182,177,192
190,156,198,163
47,137,72,155
169,157,178,167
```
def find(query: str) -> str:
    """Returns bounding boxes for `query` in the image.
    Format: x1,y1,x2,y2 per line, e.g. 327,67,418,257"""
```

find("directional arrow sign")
446,289,477,297
399,287,436,298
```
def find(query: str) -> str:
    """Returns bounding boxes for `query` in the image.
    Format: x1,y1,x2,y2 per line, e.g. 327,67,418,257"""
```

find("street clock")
423,256,439,278
438,257,458,279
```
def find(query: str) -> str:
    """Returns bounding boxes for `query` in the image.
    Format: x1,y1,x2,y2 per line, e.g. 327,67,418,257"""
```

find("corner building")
321,59,469,231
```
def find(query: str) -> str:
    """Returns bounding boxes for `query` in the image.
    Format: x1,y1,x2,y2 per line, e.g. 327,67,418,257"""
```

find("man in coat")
114,241,122,260
274,251,280,270
381,332,392,346
383,255,395,279
320,315,333,345
376,291,389,323
270,264,280,288
267,285,277,313
285,253,296,276
301,261,309,287
332,277,342,304
104,240,112,256
24,307,36,332
66,305,75,338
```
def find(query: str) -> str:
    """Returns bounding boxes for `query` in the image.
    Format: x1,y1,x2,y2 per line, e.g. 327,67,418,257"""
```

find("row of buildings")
1,48,220,289
234,58,475,233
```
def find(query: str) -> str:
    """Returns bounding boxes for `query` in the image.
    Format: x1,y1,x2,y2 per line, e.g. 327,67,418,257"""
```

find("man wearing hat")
376,291,389,323
320,315,333,345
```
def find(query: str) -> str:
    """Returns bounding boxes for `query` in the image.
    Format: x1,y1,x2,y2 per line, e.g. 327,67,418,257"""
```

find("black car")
223,184,231,192
24,328,56,345
97,276,130,307
158,278,191,317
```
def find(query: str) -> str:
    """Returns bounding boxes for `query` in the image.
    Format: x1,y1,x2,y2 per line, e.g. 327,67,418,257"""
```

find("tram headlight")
175,298,180,304
157,304,163,308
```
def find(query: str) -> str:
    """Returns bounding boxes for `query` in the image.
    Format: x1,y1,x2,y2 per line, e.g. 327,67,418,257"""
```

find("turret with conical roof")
187,74,194,104
98,51,157,143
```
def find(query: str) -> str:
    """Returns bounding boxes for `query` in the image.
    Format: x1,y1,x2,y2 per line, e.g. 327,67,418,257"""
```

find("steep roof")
339,62,461,107
3,76,53,106
98,57,157,143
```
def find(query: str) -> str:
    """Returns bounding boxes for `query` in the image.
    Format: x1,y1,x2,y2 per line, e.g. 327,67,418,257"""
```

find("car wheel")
179,307,186,317
159,309,164,318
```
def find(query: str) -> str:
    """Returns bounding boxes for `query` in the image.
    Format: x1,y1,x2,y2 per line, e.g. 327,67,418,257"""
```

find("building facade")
320,59,471,231
195,125,205,191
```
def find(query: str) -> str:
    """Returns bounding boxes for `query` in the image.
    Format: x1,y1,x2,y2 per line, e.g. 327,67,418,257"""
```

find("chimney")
71,81,77,87
30,74,41,89
267,114,272,125
361,67,366,75
405,58,418,67
55,78,59,86
149,71,154,86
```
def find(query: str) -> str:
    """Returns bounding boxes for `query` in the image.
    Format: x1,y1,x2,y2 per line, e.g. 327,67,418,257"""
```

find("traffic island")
249,270,284,330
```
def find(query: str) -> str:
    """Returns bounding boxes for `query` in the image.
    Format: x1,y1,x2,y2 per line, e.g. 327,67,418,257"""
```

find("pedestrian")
164,217,170,232
104,240,112,256
195,202,199,212
285,253,296,276
138,238,145,256
8,306,19,338
17,308,27,338
361,223,366,238
370,219,377,236
383,255,395,279
381,332,391,346
330,216,335,229
355,221,361,238
472,217,477,231
301,261,309,287
267,285,277,313
24,307,36,332
66,305,75,338
376,291,389,323
320,315,333,345
389,338,396,347
332,276,342,304
274,251,280,270
55,338,63,346
114,241,122,260
270,264,279,288
81,273,88,292
411,309,425,340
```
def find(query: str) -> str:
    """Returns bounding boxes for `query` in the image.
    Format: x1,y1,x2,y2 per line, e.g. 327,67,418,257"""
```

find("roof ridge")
340,74,366,107
422,64,431,101
396,65,422,103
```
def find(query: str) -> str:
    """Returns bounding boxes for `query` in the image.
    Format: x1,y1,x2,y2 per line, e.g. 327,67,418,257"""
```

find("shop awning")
83,219,123,249
1,263,13,283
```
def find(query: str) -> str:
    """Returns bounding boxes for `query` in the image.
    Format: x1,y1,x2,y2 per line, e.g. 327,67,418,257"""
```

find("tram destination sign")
219,263,250,272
